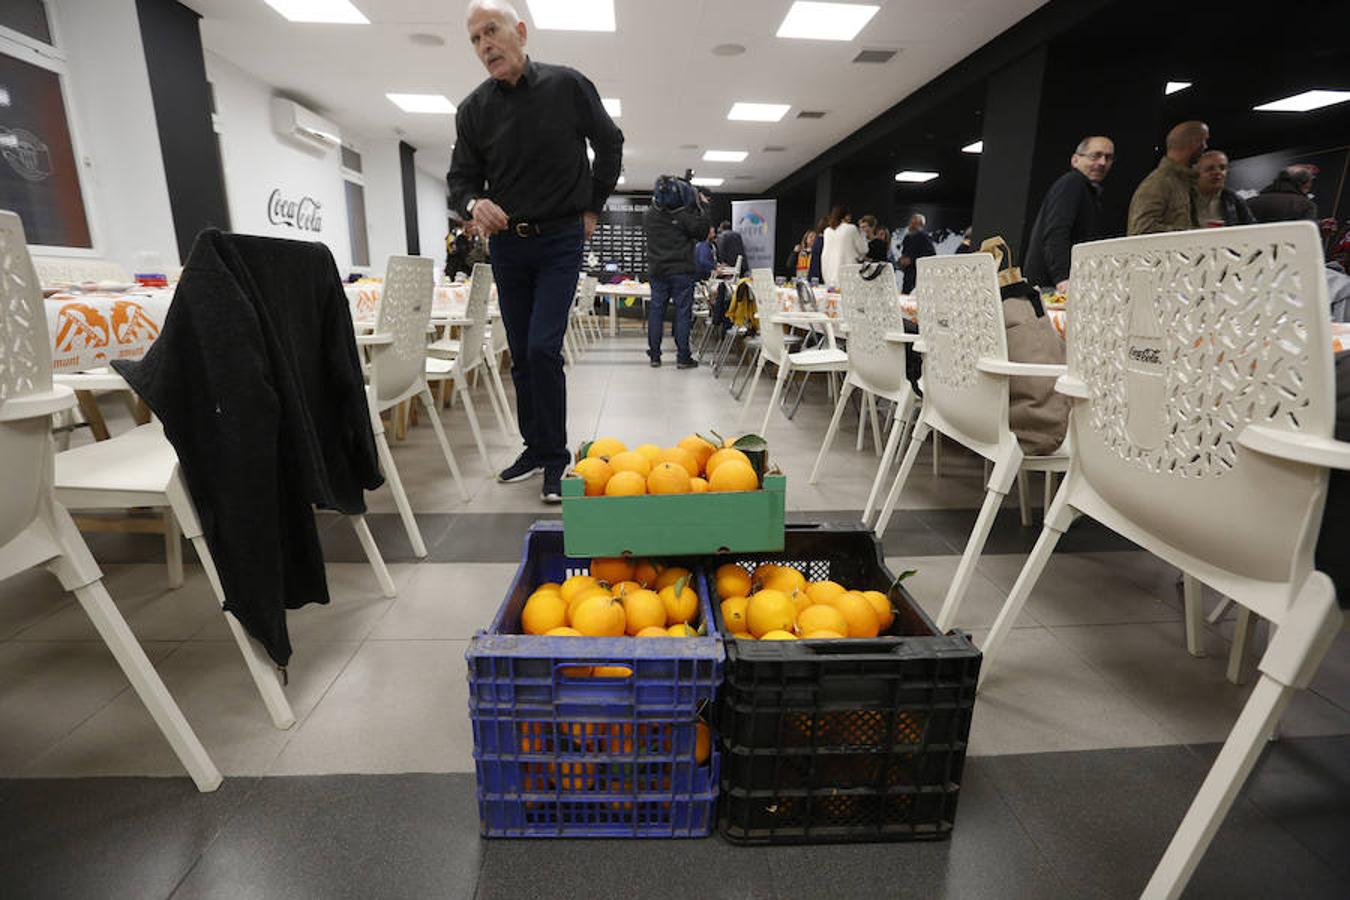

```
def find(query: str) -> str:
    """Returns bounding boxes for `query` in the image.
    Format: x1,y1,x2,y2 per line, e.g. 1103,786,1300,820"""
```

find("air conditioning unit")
271,97,340,152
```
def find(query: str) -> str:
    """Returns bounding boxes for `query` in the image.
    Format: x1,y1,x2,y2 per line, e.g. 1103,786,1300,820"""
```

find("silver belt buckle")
515,222,532,238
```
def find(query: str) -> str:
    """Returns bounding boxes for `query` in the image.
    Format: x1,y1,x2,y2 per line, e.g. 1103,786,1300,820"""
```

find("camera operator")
642,176,710,368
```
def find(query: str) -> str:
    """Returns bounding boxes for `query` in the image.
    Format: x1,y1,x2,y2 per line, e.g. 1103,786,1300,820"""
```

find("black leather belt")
509,215,581,238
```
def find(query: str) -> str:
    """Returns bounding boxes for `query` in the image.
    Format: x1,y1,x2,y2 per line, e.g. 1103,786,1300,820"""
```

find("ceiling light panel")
526,0,615,32
728,102,791,122
894,170,939,183
703,150,748,162
1253,89,1350,112
691,177,724,187
386,93,456,114
961,141,983,154
1164,81,1192,95
777,2,879,41
602,97,621,118
263,0,369,24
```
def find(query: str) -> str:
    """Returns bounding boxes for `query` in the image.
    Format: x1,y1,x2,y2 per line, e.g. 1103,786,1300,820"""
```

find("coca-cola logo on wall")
267,188,323,232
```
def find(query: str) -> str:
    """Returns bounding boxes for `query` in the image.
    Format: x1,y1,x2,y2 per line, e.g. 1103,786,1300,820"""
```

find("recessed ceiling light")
796,110,827,119
409,32,445,46
602,97,621,118
852,48,896,63
386,93,455,114
262,0,369,24
777,2,878,41
961,140,983,154
1253,89,1350,112
712,43,746,56
762,145,787,152
1164,81,1192,95
728,102,790,122
703,150,748,162
895,170,939,183
526,0,615,32
691,177,724,187
678,143,700,150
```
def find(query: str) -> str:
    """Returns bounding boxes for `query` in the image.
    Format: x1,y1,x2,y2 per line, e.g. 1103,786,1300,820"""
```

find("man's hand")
1055,279,1070,294
899,255,912,268
583,211,599,240
472,198,509,236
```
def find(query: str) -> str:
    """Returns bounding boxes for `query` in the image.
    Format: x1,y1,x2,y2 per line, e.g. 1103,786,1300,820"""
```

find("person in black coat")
1246,165,1320,224
715,221,748,275
1023,135,1115,292
897,213,936,294
644,187,710,367
807,217,826,283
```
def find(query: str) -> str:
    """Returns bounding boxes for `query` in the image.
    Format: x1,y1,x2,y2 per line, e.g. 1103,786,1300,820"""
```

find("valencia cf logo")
54,302,110,357
111,300,160,344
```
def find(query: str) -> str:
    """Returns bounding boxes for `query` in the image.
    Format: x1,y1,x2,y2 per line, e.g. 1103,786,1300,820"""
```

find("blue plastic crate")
467,522,724,837
467,522,724,712
473,706,719,838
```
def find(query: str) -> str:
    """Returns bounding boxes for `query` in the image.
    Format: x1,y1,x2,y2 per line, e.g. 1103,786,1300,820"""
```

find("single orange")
522,593,567,635
586,437,626,459
862,590,895,632
760,629,798,641
571,594,626,637
714,564,752,599
610,579,642,598
746,589,794,637
647,462,692,494
604,470,647,496
635,625,669,637
797,603,848,637
720,596,749,632
620,588,666,635
656,446,700,478
694,720,712,764
708,458,758,492
666,623,698,637
633,443,663,464
608,450,651,478
590,557,636,585
633,558,660,588
678,434,717,471
654,566,691,591
573,457,613,496
704,446,751,478
658,583,699,625
689,476,709,493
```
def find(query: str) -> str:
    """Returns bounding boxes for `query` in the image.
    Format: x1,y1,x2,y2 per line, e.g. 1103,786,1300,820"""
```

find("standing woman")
820,205,867,287
807,217,827,284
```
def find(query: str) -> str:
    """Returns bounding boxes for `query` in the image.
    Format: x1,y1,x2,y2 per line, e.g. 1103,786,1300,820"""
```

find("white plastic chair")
810,266,920,523
738,268,849,434
483,307,519,439
978,222,1348,899
365,256,470,556
426,263,501,468
572,275,602,345
32,255,133,288
0,211,220,791
873,253,1070,633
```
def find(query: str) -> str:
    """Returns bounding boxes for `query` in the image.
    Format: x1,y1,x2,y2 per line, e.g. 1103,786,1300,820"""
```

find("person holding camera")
643,177,710,368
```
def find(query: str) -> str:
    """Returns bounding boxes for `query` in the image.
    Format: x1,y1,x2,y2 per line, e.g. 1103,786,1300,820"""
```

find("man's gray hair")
1075,135,1111,155
910,212,926,227
467,0,521,25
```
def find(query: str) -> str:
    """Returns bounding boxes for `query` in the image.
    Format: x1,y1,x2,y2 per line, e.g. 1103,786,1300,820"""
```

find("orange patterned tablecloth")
46,288,174,372
343,281,485,325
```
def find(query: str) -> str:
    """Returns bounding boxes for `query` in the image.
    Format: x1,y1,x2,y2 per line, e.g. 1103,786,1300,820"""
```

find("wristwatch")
465,198,478,217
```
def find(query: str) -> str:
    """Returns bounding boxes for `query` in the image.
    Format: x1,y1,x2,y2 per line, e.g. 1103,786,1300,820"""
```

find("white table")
594,282,650,336
45,287,174,373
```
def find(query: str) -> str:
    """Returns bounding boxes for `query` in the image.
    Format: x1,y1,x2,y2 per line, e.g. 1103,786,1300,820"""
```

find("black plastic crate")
704,523,981,845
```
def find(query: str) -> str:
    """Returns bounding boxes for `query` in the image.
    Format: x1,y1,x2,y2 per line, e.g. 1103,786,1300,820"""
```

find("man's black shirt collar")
493,57,536,93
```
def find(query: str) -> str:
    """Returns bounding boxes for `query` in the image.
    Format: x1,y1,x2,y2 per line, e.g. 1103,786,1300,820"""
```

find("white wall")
357,135,405,275
415,164,448,276
50,0,179,270
205,51,355,272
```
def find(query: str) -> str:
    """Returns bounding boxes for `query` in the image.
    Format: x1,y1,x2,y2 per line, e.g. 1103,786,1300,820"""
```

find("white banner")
731,199,777,272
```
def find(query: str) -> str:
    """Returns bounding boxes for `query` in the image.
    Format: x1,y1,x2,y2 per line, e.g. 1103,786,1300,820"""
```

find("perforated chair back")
370,255,434,405
750,268,785,359
457,263,492,373
838,265,909,397
914,253,1010,455
1063,222,1334,600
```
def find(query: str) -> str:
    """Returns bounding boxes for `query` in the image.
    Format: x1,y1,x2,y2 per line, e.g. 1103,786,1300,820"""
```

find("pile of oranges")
571,434,760,496
519,556,704,650
713,562,895,641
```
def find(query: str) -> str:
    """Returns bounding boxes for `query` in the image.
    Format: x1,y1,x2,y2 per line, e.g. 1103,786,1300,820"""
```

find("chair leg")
374,428,429,557
164,508,183,590
487,358,520,438
978,498,1080,687
1227,606,1256,685
760,360,791,435
479,361,515,444
935,481,1009,633
730,346,757,400
808,380,855,484
419,386,471,501
71,578,223,790
855,391,867,452
1043,471,1058,512
1017,470,1033,527
862,390,914,525
737,355,767,428
453,383,492,471
1143,575,1340,900
1183,574,1206,658
875,420,931,538
931,431,941,475
785,368,811,419
867,392,882,457
1207,596,1234,625
350,515,396,598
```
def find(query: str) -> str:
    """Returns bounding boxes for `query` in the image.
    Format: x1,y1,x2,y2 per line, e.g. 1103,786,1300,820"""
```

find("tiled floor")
3,331,1347,898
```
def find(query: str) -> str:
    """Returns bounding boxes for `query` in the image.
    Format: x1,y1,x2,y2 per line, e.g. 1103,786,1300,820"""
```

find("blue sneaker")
498,454,543,483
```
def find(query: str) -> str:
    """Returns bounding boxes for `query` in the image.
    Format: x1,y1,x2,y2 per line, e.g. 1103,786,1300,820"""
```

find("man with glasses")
1024,136,1115,293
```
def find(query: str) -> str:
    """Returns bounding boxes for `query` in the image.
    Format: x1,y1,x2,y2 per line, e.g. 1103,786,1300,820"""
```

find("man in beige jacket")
1127,121,1209,235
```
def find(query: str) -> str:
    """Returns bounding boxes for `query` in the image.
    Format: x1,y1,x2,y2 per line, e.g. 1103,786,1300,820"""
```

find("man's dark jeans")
489,224,584,468
647,271,695,363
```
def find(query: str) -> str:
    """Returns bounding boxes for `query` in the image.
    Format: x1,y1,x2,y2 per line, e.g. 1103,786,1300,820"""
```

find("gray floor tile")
912,507,1139,556
170,774,480,900
0,776,255,900
887,554,1044,631
316,511,456,562
760,763,1065,900
368,563,517,640
982,743,1348,899
435,512,559,563
0,567,71,640
977,552,1184,627
477,835,775,900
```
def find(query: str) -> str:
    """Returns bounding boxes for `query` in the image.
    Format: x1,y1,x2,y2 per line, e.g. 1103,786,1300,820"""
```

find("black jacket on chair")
113,231,383,667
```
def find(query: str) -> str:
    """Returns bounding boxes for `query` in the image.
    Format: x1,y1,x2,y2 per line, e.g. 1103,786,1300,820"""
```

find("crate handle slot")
553,662,634,681
800,638,902,655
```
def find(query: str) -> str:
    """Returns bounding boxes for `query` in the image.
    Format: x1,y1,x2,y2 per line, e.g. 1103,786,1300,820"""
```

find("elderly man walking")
1023,136,1115,292
1127,121,1208,235
448,0,623,503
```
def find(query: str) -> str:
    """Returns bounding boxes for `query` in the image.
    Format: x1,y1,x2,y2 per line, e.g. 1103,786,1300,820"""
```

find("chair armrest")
0,385,76,422
912,340,929,354
356,332,394,347
1055,375,1090,398
1238,426,1350,470
883,330,919,344
976,358,1068,378
54,371,132,391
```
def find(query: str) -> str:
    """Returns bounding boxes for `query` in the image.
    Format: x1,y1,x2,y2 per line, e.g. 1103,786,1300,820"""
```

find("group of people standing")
788,208,938,294
1024,120,1333,293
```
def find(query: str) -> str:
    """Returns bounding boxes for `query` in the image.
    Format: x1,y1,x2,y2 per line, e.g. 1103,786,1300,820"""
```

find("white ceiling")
183,0,1047,191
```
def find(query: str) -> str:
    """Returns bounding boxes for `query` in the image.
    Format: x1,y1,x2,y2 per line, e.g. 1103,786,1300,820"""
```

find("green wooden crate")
561,474,786,558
